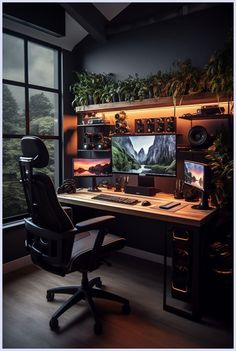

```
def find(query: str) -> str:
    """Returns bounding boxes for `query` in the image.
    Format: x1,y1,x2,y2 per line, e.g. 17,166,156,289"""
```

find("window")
3,31,62,222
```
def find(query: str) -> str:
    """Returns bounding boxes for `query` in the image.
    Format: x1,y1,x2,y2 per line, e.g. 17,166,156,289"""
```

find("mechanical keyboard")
92,193,139,205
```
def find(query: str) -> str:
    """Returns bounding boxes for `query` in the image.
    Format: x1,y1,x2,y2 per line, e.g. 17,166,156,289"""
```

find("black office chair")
19,136,130,334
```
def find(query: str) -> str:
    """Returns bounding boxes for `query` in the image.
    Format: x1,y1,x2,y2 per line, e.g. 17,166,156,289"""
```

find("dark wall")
73,5,233,80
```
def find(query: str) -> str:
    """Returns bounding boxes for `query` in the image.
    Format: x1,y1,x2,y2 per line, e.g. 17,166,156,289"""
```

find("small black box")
124,185,156,196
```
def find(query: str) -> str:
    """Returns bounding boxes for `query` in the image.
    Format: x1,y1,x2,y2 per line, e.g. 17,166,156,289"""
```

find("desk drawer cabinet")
170,226,193,302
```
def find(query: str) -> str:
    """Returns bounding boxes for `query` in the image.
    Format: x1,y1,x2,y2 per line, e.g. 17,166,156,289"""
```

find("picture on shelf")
73,158,112,176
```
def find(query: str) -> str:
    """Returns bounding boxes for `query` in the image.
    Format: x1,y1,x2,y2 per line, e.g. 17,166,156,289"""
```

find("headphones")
57,178,77,194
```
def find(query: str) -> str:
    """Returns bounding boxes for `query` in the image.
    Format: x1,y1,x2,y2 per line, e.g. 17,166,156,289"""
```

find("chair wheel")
95,278,102,288
46,292,54,302
49,317,59,331
122,302,130,315
94,322,103,335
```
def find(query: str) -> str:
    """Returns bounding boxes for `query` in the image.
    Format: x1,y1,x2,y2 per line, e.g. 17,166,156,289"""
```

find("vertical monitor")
184,160,212,210
184,160,205,191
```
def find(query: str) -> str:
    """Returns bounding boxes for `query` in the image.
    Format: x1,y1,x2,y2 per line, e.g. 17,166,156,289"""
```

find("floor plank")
3,252,233,348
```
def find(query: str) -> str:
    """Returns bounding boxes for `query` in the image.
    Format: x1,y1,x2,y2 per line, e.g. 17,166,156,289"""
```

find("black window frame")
3,28,63,223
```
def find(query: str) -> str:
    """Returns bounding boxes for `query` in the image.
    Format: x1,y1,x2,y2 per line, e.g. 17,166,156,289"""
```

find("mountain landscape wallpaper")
184,161,204,190
73,158,111,176
112,135,176,176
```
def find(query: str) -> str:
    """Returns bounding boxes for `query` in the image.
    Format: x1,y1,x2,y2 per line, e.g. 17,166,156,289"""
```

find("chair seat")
68,231,126,272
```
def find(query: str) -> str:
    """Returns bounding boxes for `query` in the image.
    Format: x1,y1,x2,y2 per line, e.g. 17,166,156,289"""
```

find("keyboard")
92,193,139,205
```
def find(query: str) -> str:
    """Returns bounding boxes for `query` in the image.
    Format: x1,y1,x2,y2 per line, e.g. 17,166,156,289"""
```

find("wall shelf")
179,114,232,121
78,149,111,152
75,93,229,113
77,123,114,127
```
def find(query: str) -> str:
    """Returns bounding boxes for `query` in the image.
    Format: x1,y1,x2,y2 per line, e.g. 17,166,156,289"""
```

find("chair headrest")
21,136,49,168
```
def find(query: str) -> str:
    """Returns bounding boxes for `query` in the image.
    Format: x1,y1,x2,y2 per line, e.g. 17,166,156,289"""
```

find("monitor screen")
73,158,112,177
184,160,205,191
111,134,176,176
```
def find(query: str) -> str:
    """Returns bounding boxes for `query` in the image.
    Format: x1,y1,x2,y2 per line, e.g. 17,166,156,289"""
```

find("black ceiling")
3,2,228,43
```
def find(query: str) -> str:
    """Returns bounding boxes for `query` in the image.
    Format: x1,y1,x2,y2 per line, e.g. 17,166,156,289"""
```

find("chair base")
46,273,130,334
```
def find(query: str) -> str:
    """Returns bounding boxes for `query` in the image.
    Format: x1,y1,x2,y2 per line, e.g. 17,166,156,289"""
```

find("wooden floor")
3,252,233,349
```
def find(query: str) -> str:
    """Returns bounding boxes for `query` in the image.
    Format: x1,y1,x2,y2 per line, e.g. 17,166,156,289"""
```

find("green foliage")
29,93,53,119
30,116,55,135
70,31,233,109
3,90,56,219
204,31,233,103
145,160,176,175
112,142,140,172
3,85,23,134
205,130,233,208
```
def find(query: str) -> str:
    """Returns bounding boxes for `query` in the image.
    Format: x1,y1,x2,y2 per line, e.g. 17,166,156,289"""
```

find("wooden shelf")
179,114,231,121
77,123,114,127
75,93,229,113
78,149,111,152
177,148,208,154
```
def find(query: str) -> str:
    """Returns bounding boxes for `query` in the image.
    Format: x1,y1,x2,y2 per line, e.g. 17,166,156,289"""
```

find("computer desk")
58,188,218,321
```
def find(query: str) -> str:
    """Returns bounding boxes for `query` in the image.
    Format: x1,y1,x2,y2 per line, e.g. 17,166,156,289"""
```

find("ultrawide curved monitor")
111,134,176,177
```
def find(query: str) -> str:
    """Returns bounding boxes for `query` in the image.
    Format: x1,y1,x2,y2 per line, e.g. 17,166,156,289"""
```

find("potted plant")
204,32,233,112
205,129,233,209
163,60,201,116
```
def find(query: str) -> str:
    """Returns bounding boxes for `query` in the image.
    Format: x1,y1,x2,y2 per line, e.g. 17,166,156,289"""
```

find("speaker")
165,116,176,133
124,185,156,196
188,125,210,148
155,118,165,133
146,118,155,133
135,119,145,133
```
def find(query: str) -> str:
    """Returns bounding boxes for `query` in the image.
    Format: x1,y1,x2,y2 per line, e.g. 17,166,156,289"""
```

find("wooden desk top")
58,188,217,228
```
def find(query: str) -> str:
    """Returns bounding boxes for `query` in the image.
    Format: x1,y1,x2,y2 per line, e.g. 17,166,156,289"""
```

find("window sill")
3,220,25,230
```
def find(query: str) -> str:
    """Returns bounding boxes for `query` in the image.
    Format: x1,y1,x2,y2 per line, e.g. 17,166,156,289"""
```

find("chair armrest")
75,215,115,232
25,218,78,240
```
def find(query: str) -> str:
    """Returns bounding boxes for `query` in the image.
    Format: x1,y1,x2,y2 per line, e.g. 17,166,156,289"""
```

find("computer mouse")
141,200,151,206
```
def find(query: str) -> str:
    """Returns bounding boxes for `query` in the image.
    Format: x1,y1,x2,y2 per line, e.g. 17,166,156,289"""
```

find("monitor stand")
87,177,101,192
192,191,211,210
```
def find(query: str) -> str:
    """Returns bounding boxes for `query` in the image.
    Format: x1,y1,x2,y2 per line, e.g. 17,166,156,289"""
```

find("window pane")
3,34,25,82
28,42,58,89
29,89,59,136
3,84,26,135
43,139,60,188
3,139,27,218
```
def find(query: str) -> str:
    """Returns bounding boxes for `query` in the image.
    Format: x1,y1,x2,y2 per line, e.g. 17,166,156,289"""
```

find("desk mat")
151,203,189,212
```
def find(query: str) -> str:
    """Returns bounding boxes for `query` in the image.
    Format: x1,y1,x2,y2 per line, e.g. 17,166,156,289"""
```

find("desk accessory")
124,184,156,196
